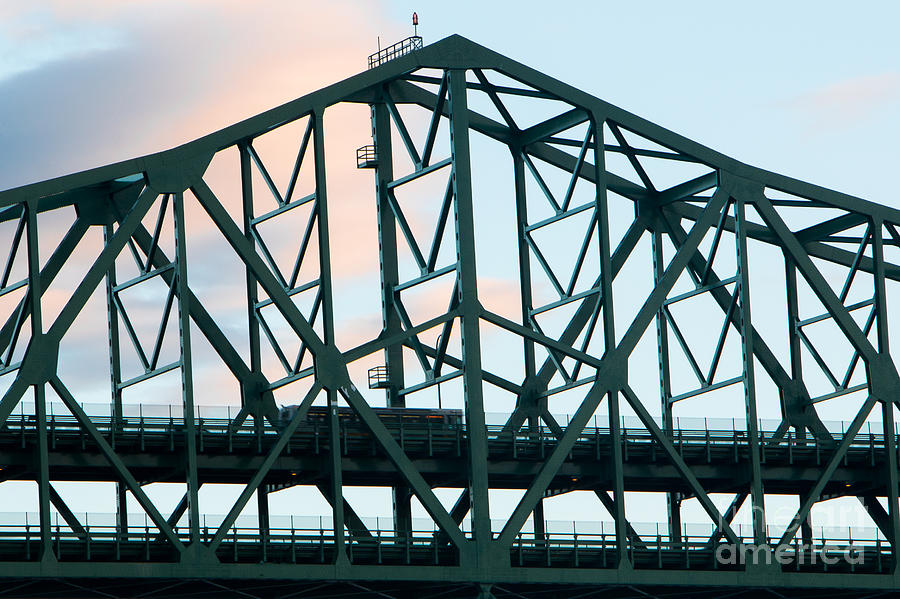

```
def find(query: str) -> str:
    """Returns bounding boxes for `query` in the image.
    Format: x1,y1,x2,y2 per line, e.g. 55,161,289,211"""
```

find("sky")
0,0,899,537
2,2,898,201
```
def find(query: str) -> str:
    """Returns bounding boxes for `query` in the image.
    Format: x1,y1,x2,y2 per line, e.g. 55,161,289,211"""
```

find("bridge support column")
312,109,348,565
786,253,823,552
735,191,766,547
652,227,682,547
592,116,630,568
528,416,547,546
173,191,201,547
24,201,54,562
257,486,269,561
881,403,899,574
102,221,130,542
799,492,813,548
239,143,266,424
448,68,492,564
512,144,549,545
372,96,412,540
873,221,900,573
116,483,129,542
784,255,808,436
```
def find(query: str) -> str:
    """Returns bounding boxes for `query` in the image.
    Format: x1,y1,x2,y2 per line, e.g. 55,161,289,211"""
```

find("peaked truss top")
1,34,897,229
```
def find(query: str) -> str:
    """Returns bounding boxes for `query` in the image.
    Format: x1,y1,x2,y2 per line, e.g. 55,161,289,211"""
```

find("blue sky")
2,1,898,200
395,1,900,204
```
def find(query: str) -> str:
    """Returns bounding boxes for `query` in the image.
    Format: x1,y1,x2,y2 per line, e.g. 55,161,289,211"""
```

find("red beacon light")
413,12,419,36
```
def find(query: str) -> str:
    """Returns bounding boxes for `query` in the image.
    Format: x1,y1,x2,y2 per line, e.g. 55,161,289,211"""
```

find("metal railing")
0,512,887,546
0,518,888,571
368,365,390,389
356,144,377,168
8,399,892,440
368,36,423,69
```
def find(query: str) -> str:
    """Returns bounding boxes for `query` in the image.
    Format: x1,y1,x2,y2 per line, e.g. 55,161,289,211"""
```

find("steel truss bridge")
0,34,899,598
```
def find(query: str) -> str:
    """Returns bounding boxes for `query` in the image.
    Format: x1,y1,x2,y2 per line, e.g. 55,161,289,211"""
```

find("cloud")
0,5,122,82
0,0,400,189
0,2,486,411
0,0,396,368
783,71,900,132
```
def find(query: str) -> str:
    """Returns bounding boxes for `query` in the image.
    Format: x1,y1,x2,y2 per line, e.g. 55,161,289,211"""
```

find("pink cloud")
0,2,468,409
785,71,900,131
0,1,403,187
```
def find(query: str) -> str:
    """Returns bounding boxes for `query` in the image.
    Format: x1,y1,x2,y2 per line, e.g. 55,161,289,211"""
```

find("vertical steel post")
173,191,201,545
799,491,813,547
372,98,412,538
513,147,545,540
734,192,765,546
783,255,805,436
239,143,263,406
373,100,404,402
257,485,270,555
529,428,547,545
592,117,628,566
240,140,268,505
26,200,52,560
785,256,813,544
240,136,271,555
447,68,491,560
104,222,128,541
872,220,900,572
104,223,124,424
313,109,347,563
512,150,536,390
653,228,681,545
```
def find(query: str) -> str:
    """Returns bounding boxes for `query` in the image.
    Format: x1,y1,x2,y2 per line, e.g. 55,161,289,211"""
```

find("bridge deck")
0,409,890,497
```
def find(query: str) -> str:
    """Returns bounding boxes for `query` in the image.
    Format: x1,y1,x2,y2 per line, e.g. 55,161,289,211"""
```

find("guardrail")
357,144,377,168
0,513,886,546
2,402,894,472
368,36,423,69
6,401,887,439
0,520,887,571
